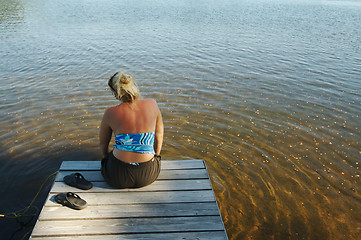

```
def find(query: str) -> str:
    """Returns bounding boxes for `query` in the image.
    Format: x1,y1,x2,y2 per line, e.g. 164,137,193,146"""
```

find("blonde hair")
108,72,139,103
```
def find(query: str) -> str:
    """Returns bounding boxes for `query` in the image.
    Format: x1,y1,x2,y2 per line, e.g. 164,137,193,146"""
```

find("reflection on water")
0,0,23,28
1,0,361,239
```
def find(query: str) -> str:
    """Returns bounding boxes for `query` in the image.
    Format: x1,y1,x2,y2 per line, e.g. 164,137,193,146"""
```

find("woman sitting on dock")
99,72,164,188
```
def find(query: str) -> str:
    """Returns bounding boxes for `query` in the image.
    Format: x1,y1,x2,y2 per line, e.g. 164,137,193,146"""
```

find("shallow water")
0,0,361,239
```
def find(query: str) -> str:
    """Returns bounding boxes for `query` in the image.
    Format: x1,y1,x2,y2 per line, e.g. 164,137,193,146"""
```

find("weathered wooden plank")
38,202,220,220
31,216,225,237
60,160,205,171
30,231,228,239
31,159,228,240
55,169,209,182
50,179,212,193
45,190,215,206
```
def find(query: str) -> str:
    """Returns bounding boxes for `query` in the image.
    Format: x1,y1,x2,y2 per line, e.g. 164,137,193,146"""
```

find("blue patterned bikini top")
114,132,155,154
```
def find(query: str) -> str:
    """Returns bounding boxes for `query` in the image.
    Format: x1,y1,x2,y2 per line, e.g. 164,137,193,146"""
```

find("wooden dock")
30,160,228,239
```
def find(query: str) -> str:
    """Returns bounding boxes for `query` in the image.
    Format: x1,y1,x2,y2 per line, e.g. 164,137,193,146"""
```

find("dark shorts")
101,151,160,188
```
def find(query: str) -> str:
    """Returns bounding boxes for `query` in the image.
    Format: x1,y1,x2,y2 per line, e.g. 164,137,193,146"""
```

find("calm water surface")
1,0,361,239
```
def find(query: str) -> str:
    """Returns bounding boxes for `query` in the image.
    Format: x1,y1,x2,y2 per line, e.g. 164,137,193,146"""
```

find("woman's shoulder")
137,99,160,113
138,98,158,106
106,105,120,112
104,104,123,116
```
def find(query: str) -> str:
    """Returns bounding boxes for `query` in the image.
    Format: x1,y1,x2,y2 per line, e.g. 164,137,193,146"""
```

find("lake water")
1,0,360,239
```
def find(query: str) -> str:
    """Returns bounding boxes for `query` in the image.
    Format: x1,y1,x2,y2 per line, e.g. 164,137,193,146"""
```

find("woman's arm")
154,107,164,155
99,109,113,158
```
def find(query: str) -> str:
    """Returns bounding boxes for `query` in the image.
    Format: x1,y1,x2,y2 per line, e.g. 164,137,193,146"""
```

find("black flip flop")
63,173,93,190
54,192,88,210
